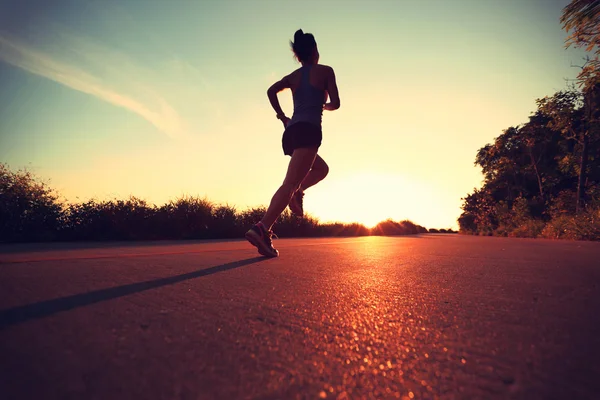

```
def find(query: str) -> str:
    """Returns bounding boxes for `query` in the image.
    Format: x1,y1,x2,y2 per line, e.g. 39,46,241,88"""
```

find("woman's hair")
290,29,317,63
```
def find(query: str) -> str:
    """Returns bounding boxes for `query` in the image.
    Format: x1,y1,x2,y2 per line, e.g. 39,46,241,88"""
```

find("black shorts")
282,122,322,156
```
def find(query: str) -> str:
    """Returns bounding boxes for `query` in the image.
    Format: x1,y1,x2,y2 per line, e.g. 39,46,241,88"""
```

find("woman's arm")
323,66,340,111
267,75,291,125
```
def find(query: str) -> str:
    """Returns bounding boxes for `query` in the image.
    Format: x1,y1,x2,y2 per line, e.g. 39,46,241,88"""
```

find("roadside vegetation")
0,164,454,243
459,0,600,240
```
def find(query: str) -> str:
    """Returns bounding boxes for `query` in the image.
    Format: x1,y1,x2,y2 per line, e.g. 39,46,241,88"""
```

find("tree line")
458,0,600,240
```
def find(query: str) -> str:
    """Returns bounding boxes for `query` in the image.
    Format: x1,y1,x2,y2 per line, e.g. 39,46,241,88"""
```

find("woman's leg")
288,155,328,216
298,155,329,192
260,147,318,229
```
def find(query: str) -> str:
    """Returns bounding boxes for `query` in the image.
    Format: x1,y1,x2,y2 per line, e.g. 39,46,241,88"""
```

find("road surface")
1,235,599,399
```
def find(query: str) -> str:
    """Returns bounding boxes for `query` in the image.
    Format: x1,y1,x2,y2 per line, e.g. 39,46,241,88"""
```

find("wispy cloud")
0,32,187,140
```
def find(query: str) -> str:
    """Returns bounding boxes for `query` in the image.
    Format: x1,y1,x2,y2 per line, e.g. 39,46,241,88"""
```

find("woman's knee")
312,156,329,178
321,162,329,178
315,160,329,179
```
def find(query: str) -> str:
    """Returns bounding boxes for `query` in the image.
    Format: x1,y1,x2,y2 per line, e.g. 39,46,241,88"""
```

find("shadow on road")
0,238,248,254
0,256,266,330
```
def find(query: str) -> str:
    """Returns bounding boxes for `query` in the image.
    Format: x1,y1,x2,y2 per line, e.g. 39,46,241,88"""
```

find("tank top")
287,65,325,128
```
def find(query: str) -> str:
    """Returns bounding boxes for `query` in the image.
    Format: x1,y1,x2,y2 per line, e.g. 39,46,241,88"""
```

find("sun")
308,172,427,228
356,212,386,230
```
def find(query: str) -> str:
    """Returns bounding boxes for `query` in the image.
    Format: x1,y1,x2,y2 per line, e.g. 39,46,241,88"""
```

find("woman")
245,29,341,257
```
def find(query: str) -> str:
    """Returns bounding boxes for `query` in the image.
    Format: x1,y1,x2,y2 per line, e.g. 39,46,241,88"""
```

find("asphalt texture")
1,235,599,400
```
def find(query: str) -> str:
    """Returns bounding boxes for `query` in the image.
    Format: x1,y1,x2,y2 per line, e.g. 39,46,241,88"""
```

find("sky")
0,0,588,229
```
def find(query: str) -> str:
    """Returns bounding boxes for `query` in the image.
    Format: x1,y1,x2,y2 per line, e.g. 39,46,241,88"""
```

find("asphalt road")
1,235,599,400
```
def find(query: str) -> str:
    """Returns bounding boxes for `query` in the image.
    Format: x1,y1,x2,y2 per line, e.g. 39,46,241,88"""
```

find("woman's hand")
277,114,290,128
323,103,338,111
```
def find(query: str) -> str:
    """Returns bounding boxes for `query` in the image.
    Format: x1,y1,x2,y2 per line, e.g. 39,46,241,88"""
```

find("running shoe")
245,223,279,257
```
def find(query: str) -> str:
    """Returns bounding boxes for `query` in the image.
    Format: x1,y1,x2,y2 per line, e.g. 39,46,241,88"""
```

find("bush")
211,204,242,238
572,208,600,240
541,207,600,240
162,196,214,240
547,190,577,218
0,164,63,242
508,219,545,238
238,206,267,231
317,222,370,237
371,219,427,236
541,215,577,240
0,163,434,243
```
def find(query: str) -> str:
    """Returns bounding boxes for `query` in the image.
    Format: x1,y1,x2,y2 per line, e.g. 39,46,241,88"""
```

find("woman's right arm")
323,66,340,111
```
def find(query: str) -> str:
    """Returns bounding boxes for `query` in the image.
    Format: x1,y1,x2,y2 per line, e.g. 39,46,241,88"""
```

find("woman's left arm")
267,75,291,126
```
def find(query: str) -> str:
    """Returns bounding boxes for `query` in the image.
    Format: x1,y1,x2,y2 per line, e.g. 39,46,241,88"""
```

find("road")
1,235,599,400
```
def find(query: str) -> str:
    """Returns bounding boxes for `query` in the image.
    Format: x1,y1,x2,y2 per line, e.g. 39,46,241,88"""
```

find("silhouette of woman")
245,29,341,257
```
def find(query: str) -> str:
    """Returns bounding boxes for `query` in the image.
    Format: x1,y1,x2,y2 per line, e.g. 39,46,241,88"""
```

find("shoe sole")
245,230,279,257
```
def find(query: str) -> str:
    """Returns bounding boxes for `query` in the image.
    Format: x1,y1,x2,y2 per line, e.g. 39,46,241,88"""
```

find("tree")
519,112,565,202
457,3,600,237
562,0,600,51
560,0,600,54
562,0,600,88
537,90,590,213
475,127,526,202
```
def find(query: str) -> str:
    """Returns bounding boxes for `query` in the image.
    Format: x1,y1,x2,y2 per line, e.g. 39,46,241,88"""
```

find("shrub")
542,207,600,240
509,219,545,238
238,206,267,231
211,204,242,238
0,163,436,242
0,164,63,242
163,196,214,239
371,219,427,236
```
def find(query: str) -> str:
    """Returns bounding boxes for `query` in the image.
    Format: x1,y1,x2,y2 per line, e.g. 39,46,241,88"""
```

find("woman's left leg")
288,155,329,216
299,154,329,192
260,147,318,229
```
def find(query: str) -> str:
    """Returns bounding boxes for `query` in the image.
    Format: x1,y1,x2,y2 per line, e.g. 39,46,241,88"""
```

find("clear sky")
0,0,587,229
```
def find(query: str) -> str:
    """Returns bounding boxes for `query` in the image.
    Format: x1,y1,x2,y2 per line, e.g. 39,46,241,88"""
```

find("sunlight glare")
309,172,435,228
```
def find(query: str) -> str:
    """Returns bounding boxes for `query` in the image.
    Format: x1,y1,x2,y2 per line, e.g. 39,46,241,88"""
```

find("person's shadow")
0,256,266,330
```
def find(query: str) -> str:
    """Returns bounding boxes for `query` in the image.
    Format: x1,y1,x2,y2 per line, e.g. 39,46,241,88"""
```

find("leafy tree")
537,90,590,212
459,85,600,238
561,0,600,88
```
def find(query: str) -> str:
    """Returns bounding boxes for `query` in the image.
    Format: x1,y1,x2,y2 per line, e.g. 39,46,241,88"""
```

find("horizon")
0,0,588,230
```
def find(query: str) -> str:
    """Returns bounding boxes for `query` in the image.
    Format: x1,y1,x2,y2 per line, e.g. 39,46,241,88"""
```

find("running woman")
245,29,341,257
